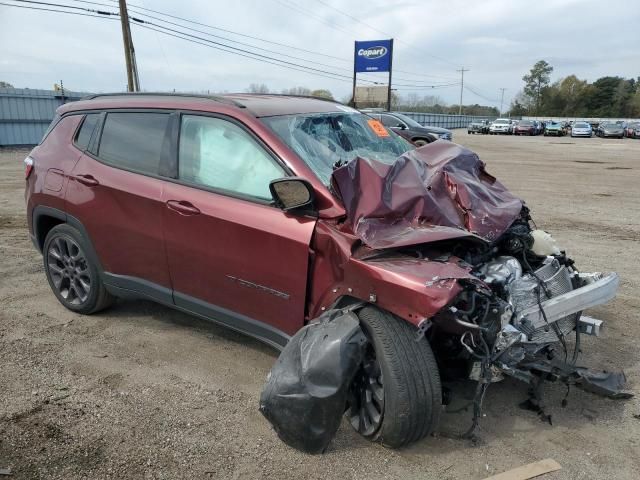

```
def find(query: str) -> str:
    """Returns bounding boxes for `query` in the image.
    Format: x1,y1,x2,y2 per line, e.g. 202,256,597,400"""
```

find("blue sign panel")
354,39,393,73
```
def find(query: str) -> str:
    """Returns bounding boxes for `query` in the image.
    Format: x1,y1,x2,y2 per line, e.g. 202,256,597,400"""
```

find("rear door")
162,113,316,345
66,111,173,297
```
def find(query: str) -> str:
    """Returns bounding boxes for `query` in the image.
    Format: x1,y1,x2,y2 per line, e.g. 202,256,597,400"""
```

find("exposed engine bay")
423,207,630,434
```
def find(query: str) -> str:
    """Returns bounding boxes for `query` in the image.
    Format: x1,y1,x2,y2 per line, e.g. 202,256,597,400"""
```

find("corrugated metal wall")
0,88,91,146
399,112,497,129
0,88,497,145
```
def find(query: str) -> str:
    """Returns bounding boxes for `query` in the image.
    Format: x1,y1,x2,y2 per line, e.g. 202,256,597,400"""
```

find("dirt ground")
1,133,639,479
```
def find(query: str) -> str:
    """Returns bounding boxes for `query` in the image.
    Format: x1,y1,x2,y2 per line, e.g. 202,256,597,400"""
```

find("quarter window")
75,113,100,151
98,112,169,175
178,115,285,200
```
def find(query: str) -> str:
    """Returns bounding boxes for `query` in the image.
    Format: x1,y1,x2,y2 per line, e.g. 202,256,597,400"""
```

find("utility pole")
456,67,469,115
499,87,507,116
118,0,139,92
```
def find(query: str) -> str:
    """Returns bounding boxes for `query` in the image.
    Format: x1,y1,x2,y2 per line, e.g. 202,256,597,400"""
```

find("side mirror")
397,123,407,130
269,177,316,214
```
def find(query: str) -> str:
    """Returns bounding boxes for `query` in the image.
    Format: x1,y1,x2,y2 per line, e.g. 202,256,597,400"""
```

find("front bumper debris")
505,356,633,400
516,272,618,331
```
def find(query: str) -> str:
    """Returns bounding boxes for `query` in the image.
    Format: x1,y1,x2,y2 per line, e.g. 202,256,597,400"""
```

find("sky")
0,0,638,110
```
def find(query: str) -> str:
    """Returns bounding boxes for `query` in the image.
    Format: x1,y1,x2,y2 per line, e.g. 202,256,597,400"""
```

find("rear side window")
98,112,169,175
75,113,100,150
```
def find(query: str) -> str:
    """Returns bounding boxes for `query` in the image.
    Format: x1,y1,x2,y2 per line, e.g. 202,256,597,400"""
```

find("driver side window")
178,115,285,200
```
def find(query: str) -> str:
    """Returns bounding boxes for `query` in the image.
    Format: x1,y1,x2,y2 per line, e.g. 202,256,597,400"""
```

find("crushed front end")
329,141,632,425
430,208,631,432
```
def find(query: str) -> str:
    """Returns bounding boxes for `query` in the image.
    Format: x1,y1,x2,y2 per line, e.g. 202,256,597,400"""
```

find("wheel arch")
32,206,104,272
411,136,435,144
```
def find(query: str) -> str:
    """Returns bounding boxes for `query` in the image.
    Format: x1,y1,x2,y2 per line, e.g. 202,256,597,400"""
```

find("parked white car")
489,118,513,135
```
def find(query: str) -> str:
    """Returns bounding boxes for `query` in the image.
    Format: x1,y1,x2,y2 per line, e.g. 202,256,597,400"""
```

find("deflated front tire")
350,306,442,448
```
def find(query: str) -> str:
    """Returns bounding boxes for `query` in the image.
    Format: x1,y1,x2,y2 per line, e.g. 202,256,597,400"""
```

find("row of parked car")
468,119,640,139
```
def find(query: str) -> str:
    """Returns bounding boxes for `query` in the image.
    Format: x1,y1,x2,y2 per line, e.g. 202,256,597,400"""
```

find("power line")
96,0,456,85
0,0,118,19
464,83,500,103
131,21,455,88
315,0,390,38
314,0,460,68
272,0,354,37
2,0,463,90
392,83,461,91
4,0,364,83
8,0,115,14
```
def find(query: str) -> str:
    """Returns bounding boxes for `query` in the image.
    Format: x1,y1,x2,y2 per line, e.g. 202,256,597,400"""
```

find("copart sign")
355,39,393,73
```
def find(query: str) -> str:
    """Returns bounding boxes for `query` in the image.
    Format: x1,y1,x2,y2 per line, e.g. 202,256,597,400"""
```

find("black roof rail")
225,92,346,106
80,92,245,108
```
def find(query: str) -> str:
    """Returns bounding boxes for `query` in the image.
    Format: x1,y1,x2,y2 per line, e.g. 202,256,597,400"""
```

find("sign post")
353,39,394,110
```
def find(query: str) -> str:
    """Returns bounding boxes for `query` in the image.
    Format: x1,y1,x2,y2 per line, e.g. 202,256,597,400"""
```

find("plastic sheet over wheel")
259,309,367,454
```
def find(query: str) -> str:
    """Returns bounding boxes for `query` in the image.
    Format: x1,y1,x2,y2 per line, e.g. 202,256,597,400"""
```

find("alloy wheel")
47,236,91,305
348,344,385,437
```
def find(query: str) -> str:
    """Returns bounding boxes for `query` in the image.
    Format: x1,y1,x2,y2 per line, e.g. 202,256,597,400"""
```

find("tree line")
246,83,334,100
246,83,499,116
510,60,640,118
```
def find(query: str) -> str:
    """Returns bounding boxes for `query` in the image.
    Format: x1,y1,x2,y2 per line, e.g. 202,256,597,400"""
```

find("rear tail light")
24,156,34,179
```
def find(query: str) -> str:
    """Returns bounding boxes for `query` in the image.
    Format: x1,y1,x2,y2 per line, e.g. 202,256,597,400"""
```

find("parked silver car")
570,121,593,138
596,122,624,138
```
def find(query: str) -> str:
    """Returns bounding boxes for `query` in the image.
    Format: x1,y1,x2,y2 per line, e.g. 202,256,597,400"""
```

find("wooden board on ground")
483,459,561,480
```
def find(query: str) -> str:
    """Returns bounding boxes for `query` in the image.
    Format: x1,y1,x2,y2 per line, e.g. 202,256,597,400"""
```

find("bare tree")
282,86,312,96
245,83,270,93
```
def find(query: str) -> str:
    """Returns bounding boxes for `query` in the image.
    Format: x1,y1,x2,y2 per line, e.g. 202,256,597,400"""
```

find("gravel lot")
1,133,639,479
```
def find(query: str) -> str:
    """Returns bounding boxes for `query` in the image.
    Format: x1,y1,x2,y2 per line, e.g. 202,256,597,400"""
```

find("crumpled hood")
330,141,524,249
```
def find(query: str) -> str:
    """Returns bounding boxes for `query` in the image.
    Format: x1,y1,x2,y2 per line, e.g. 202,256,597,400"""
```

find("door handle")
74,174,99,187
166,200,201,216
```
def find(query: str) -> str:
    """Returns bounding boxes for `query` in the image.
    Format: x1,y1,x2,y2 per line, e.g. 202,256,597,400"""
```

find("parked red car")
624,122,640,138
514,119,537,135
25,93,627,453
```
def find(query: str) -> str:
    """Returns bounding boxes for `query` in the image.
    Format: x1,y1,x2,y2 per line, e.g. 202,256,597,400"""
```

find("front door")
162,114,316,346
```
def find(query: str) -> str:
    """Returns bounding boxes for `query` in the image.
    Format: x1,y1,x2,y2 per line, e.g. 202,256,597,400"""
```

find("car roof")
57,92,348,118
221,93,347,117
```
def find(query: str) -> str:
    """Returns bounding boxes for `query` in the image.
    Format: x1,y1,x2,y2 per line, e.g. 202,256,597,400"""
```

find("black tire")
349,306,442,448
413,138,430,147
43,224,114,314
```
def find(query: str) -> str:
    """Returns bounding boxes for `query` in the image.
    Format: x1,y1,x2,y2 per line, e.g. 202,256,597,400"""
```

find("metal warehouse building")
0,88,90,146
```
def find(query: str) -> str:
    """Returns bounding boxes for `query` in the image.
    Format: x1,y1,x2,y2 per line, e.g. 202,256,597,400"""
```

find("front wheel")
348,306,442,448
43,224,114,314
413,138,430,147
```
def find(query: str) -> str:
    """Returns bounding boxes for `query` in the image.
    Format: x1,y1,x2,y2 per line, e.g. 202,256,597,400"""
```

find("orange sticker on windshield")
367,119,390,137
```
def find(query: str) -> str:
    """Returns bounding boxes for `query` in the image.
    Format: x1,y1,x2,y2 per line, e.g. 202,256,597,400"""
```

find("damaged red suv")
26,93,627,453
